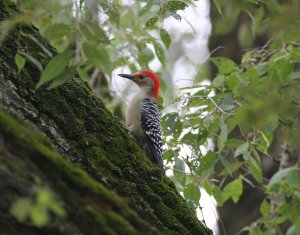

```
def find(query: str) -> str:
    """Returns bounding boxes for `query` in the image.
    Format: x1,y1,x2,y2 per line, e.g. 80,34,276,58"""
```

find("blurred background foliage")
1,0,300,234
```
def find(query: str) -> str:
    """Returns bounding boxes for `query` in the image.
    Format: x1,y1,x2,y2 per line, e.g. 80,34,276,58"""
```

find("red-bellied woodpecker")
118,71,163,170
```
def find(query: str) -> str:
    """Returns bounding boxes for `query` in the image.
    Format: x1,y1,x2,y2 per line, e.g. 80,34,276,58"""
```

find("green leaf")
287,169,300,188
36,50,73,89
269,167,295,185
83,41,111,73
44,23,72,41
137,46,154,66
79,21,110,44
15,53,25,74
225,138,245,147
234,142,249,157
220,93,235,111
20,32,53,57
212,75,225,87
174,157,186,186
19,52,43,72
213,0,223,14
101,1,120,25
29,205,49,227
219,162,242,176
211,57,237,75
198,151,217,174
10,198,32,222
160,28,171,49
218,119,227,150
260,200,270,217
247,157,263,183
144,16,159,29
222,178,243,203
77,67,89,81
288,71,300,81
184,183,201,205
153,40,166,66
212,185,224,206
162,112,182,140
163,149,176,162
47,67,75,90
203,181,214,196
164,1,188,12
286,225,300,235
112,56,130,69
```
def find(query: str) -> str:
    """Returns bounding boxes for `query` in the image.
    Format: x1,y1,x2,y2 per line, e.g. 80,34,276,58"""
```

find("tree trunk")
0,1,211,234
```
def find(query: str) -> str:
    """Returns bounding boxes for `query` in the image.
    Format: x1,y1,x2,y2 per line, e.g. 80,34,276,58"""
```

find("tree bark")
0,1,211,234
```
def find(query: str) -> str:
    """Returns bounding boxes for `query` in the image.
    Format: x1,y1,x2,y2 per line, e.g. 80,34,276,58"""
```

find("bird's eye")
139,75,146,80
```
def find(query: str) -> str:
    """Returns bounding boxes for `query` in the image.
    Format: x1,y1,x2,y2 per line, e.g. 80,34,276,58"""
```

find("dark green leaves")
144,16,159,29
164,1,188,12
36,50,73,89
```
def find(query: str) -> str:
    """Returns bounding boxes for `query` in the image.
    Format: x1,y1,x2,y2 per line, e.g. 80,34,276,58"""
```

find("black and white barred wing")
141,98,163,169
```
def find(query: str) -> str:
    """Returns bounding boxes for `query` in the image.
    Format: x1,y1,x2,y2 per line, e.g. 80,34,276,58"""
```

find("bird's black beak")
118,74,134,80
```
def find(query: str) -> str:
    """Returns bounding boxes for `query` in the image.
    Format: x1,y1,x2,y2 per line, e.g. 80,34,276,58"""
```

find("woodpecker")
118,71,163,170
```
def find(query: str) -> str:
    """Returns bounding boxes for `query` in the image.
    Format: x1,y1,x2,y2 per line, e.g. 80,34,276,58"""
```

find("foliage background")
1,0,300,234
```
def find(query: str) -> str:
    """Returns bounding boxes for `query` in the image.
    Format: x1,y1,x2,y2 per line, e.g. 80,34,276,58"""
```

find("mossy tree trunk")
0,1,211,234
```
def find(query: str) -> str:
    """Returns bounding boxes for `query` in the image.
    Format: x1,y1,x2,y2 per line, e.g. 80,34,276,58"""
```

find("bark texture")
0,1,211,234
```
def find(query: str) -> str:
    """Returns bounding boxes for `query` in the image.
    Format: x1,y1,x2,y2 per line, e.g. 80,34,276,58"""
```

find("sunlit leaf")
260,200,270,217
15,53,26,74
10,198,32,222
222,178,243,203
29,205,49,227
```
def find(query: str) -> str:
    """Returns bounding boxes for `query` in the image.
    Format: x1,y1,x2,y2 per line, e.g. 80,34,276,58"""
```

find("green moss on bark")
0,110,155,234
